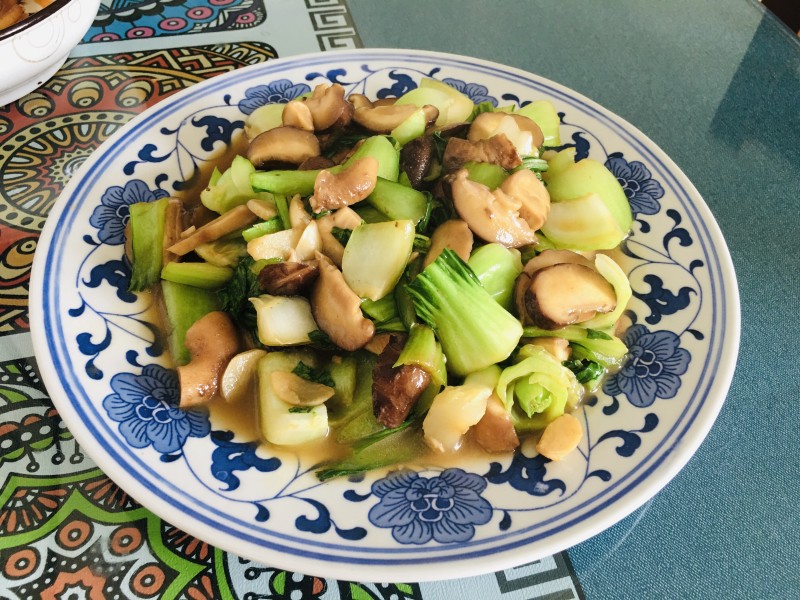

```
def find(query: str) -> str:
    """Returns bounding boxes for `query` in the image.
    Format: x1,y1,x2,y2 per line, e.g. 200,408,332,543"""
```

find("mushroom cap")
353,103,419,133
423,219,474,268
304,83,353,131
468,112,545,154
281,100,314,131
400,135,436,189
257,261,320,296
372,335,431,428
515,249,595,323
473,394,520,453
310,252,374,351
523,262,617,329
442,135,521,173
498,168,550,231
449,169,538,248
177,311,240,408
310,156,379,213
247,126,321,170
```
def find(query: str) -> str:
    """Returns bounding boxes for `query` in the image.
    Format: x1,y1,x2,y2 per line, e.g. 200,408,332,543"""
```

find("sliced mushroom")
400,135,436,188
372,335,432,428
352,102,439,134
347,93,374,110
514,249,595,323
442,135,521,172
433,122,471,139
310,156,379,213
304,83,353,131
298,156,336,171
364,332,392,355
178,311,240,408
168,204,258,256
353,103,417,133
473,394,520,453
310,252,374,351
523,263,617,329
281,100,314,131
468,112,544,156
522,248,594,275
292,220,322,262
270,371,335,406
221,348,267,403
449,168,549,248
247,126,320,170
498,168,550,230
423,219,474,267
258,261,319,296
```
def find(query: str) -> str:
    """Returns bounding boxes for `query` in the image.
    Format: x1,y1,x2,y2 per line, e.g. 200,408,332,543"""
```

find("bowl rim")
0,0,73,42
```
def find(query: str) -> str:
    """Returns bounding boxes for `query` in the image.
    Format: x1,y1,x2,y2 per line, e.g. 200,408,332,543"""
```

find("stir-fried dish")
0,0,54,30
126,78,634,479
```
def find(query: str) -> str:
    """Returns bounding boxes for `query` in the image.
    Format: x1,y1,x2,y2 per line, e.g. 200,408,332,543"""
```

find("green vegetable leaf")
288,406,313,414
308,329,339,352
563,358,606,385
331,226,353,246
292,361,335,387
469,101,496,120
413,234,431,253
587,328,613,340
216,255,260,338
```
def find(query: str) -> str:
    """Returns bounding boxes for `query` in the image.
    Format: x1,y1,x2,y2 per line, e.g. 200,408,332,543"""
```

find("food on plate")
0,0,54,30
124,78,634,479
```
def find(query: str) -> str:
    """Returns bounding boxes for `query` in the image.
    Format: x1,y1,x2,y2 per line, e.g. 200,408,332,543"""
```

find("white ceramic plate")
29,49,739,583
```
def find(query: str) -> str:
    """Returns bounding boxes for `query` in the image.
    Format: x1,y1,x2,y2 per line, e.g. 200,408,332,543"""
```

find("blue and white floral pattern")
604,325,691,408
237,79,312,114
89,179,168,245
441,77,497,105
35,51,737,577
606,152,665,218
369,469,492,544
102,365,210,455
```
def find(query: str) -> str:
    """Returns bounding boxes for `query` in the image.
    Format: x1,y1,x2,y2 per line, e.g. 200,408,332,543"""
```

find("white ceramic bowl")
0,0,100,107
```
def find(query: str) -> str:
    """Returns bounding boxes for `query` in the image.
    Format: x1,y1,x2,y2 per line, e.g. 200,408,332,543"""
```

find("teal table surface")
348,1,800,598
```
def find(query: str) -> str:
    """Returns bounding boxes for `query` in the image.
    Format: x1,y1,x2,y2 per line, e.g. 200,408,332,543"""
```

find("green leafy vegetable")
292,361,336,387
160,261,233,289
242,217,283,242
496,344,583,430
407,248,523,376
216,255,261,338
316,426,424,481
128,198,168,292
563,357,605,385
331,226,353,246
201,155,272,214
469,101,496,120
